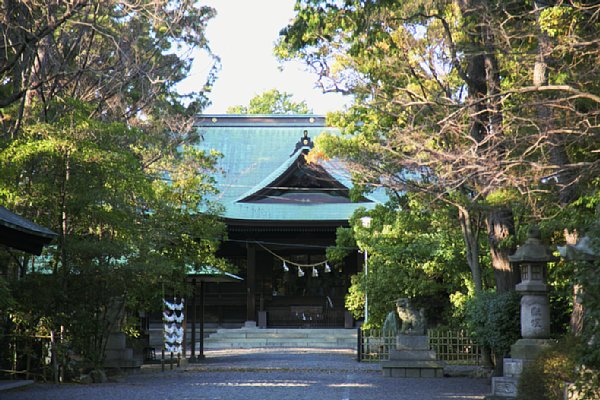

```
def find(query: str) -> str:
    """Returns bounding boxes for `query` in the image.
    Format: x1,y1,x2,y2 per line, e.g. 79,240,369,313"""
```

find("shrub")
465,291,521,358
516,338,577,400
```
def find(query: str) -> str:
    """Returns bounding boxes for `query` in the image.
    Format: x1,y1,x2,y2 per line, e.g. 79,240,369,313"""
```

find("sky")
178,0,349,115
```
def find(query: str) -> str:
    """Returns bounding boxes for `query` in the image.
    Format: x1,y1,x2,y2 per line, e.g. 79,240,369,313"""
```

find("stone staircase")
203,328,358,350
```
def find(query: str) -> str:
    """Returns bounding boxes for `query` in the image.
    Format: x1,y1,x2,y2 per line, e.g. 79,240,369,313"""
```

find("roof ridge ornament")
290,129,314,157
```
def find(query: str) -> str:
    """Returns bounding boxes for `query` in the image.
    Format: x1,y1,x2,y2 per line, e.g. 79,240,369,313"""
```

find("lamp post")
360,216,372,325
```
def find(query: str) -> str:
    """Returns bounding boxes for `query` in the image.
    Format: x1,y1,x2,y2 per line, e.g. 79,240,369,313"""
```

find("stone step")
204,337,356,345
204,328,357,350
202,341,355,349
389,349,437,361
211,331,354,339
381,360,445,378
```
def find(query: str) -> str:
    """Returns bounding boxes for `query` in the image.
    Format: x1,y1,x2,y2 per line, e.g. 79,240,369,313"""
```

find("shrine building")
194,114,382,329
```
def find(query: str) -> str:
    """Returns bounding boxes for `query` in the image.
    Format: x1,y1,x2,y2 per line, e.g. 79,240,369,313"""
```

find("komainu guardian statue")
395,297,426,335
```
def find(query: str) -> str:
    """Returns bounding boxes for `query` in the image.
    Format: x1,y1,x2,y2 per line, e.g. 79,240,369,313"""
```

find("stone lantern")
489,226,558,399
509,226,558,339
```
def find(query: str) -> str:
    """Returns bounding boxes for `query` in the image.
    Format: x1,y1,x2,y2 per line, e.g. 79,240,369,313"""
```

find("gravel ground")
1,348,491,400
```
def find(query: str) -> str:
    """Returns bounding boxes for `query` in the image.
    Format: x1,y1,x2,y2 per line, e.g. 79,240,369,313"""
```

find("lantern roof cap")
558,236,599,261
509,226,558,264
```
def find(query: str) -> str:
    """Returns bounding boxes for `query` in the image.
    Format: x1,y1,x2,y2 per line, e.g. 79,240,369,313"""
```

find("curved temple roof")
195,114,382,222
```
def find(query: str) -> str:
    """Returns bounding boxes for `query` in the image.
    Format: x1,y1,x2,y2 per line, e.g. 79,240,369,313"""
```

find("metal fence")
358,328,481,365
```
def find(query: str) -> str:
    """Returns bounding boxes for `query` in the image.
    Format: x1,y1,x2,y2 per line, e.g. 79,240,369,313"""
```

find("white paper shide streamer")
163,297,184,355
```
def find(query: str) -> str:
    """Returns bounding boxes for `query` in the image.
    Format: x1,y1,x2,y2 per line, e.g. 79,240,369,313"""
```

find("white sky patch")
178,0,349,114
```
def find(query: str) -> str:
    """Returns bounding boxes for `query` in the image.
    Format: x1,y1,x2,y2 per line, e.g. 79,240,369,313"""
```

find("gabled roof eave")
234,146,313,202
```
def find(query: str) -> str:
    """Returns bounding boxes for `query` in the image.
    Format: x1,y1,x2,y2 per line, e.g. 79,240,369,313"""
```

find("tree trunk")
533,2,577,205
486,207,519,293
564,229,584,335
458,205,483,293
457,0,489,144
481,11,519,295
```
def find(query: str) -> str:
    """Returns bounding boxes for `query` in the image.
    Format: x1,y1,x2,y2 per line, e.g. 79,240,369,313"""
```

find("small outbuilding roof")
185,265,243,283
0,206,57,255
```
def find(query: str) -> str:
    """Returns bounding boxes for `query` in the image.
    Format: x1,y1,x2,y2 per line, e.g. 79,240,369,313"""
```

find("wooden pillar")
199,280,205,359
189,278,197,362
246,244,257,323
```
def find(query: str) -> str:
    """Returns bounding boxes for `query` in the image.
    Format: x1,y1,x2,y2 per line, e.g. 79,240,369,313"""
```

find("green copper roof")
185,265,243,282
195,115,382,222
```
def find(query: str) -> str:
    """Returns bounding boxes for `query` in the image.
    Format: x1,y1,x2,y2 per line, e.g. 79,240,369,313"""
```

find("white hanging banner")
163,324,184,336
163,311,184,323
163,298,185,311
163,297,185,355
165,344,182,354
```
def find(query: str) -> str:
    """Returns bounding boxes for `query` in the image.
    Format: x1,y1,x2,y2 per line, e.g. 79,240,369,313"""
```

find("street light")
360,216,372,324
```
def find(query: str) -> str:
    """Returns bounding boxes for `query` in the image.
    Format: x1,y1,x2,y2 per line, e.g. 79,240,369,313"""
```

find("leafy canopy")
227,89,312,114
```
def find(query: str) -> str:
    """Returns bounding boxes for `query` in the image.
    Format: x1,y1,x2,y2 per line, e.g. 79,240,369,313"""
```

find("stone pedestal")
487,339,553,399
488,359,521,398
381,335,444,378
104,332,142,369
511,338,552,360
243,320,257,329
258,312,267,328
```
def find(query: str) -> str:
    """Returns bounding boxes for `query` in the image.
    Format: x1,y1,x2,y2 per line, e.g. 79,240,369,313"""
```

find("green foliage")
0,276,15,312
345,274,365,320
226,89,312,114
465,290,521,357
577,259,600,368
7,260,186,370
0,0,225,373
547,259,575,335
278,2,600,388
572,367,600,400
279,0,600,288
0,99,226,367
342,196,473,329
576,222,600,370
516,338,578,400
1,0,219,127
325,226,356,265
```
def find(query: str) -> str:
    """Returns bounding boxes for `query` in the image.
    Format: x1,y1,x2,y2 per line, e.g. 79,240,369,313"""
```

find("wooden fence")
358,328,481,365
357,328,392,362
427,329,481,365
0,333,62,382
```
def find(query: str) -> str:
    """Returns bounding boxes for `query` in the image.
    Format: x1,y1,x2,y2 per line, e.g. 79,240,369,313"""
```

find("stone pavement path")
1,348,491,400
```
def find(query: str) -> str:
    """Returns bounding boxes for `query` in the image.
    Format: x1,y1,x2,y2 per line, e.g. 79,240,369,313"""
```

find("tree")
227,89,312,114
277,0,600,294
0,0,227,370
0,0,220,137
332,197,480,329
0,99,227,369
